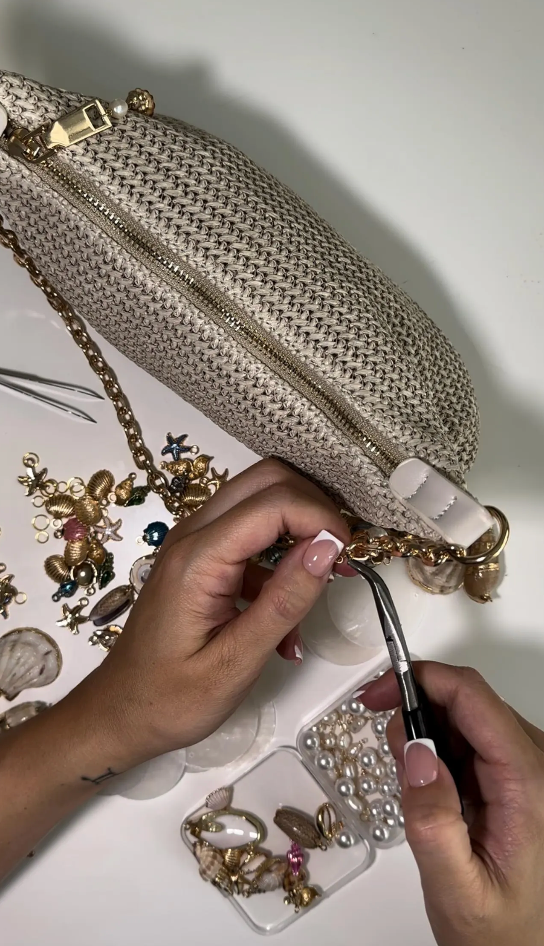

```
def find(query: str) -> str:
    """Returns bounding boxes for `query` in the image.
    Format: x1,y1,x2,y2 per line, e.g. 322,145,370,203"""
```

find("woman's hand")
0,460,349,880
361,662,544,946
89,458,350,765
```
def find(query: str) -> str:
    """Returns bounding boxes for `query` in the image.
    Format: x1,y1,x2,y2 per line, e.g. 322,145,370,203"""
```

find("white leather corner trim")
389,458,494,546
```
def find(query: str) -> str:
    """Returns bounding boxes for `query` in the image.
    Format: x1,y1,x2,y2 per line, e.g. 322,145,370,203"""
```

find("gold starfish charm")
57,598,89,635
17,465,51,496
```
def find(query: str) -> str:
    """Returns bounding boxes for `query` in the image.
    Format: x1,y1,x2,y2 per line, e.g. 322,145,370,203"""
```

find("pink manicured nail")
404,739,438,787
294,635,303,665
302,530,344,578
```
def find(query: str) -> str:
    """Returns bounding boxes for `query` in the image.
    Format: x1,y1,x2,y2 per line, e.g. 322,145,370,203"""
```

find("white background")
1,1,543,944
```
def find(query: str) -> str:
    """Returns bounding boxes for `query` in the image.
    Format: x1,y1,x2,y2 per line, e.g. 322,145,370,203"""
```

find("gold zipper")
5,101,404,475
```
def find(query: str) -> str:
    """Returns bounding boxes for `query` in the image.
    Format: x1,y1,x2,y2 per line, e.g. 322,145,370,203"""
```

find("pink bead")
286,842,304,876
63,517,89,541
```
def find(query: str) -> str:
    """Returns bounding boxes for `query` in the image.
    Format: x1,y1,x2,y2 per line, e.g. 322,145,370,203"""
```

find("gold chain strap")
0,214,185,518
0,214,510,564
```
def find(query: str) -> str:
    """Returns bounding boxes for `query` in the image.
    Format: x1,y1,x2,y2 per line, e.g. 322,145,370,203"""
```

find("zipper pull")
389,457,495,547
7,100,112,163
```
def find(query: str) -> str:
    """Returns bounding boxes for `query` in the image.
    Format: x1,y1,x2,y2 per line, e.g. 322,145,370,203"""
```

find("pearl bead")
387,760,397,779
321,711,338,727
342,761,358,780
346,795,364,815
397,812,405,830
347,744,360,760
337,731,352,750
384,815,397,828
368,799,383,820
335,777,356,798
316,750,335,771
301,731,319,752
379,779,397,797
359,776,377,795
339,701,351,716
321,732,336,750
348,697,366,716
382,798,400,819
371,717,386,737
348,716,365,734
370,763,386,780
359,748,378,769
336,828,356,849
110,98,128,119
310,725,320,733
371,823,391,844
0,104,8,136
378,738,391,757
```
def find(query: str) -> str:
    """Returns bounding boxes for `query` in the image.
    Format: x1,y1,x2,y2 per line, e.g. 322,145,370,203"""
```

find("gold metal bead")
44,555,70,584
87,470,115,502
64,538,90,567
126,88,155,116
45,492,75,518
73,494,101,526
87,539,107,566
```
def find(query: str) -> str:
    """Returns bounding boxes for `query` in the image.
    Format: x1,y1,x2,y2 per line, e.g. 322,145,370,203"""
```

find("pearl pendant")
110,98,129,120
336,828,356,849
316,750,335,771
301,731,319,752
335,777,356,797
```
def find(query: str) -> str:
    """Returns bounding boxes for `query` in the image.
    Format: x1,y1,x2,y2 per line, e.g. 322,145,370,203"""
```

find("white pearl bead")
368,799,383,820
378,738,392,757
336,776,356,797
349,697,366,716
359,776,377,795
301,731,319,752
110,98,128,119
387,759,397,779
0,104,8,136
337,731,352,750
321,711,338,727
321,732,336,749
348,716,365,734
372,717,386,737
382,798,400,818
336,828,356,849
347,744,360,760
339,701,351,716
316,750,335,771
359,748,378,769
346,795,364,815
379,779,397,797
397,812,405,830
342,761,358,780
371,823,391,843
370,763,386,780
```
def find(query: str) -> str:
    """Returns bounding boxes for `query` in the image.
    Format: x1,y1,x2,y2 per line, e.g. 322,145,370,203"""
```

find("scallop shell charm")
0,628,61,700
73,495,101,526
0,700,49,731
88,585,134,627
44,554,71,584
205,786,233,810
64,538,90,567
87,470,115,501
45,492,75,518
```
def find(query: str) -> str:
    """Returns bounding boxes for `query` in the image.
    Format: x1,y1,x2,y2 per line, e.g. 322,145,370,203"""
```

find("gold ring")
450,507,510,565
32,514,50,531
36,531,49,544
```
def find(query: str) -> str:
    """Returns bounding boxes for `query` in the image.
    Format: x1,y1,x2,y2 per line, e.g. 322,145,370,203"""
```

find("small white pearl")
346,795,364,815
0,104,8,136
336,828,356,849
110,98,128,120
372,717,386,737
348,697,366,716
342,761,358,780
387,760,397,779
371,823,391,843
379,779,398,797
382,798,400,818
321,711,338,727
316,750,335,771
359,748,378,769
348,716,365,734
339,701,351,716
378,738,392,757
347,744,360,760
337,731,352,750
397,812,405,830
336,777,356,797
321,732,336,750
368,799,383,820
359,776,377,795
301,731,320,752
370,763,386,780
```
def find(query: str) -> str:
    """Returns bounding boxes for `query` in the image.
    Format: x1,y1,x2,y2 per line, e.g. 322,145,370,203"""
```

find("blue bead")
60,580,78,597
143,521,169,548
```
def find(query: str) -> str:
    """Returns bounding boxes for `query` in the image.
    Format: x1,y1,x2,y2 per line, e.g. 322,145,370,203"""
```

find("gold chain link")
0,214,185,518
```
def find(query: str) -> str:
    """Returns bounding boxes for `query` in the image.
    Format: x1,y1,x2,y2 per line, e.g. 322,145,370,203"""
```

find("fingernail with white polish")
352,683,371,702
404,738,438,787
294,636,304,665
302,530,344,578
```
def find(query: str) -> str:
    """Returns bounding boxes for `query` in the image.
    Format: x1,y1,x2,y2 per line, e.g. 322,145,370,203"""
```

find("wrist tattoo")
81,767,117,785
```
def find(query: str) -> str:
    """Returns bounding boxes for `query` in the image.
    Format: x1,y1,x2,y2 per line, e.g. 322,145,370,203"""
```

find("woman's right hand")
362,662,544,946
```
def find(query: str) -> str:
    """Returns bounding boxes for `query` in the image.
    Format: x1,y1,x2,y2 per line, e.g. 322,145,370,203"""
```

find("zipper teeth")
37,155,401,473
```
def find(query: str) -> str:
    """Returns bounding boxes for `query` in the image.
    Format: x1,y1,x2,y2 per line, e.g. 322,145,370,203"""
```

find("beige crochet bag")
0,72,502,554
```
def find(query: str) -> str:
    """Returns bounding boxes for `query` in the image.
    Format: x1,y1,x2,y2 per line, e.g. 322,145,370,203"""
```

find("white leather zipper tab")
389,458,494,547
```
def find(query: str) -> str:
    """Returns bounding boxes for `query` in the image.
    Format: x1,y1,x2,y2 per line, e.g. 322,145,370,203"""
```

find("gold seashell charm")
464,527,502,603
45,492,75,518
87,470,115,502
274,807,327,850
182,484,212,508
44,555,70,584
86,539,107,566
126,88,155,116
73,495,101,526
114,475,135,506
64,538,90,567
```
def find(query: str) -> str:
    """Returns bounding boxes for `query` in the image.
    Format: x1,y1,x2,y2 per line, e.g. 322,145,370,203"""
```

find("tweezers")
0,368,104,423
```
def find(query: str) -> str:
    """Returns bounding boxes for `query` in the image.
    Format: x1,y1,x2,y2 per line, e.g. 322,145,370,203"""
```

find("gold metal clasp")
7,100,111,163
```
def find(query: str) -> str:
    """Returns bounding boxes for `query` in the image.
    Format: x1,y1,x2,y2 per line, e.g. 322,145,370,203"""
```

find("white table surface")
1,1,544,944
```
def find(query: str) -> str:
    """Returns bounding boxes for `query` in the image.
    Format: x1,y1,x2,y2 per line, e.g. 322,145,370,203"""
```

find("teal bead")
143,521,169,548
